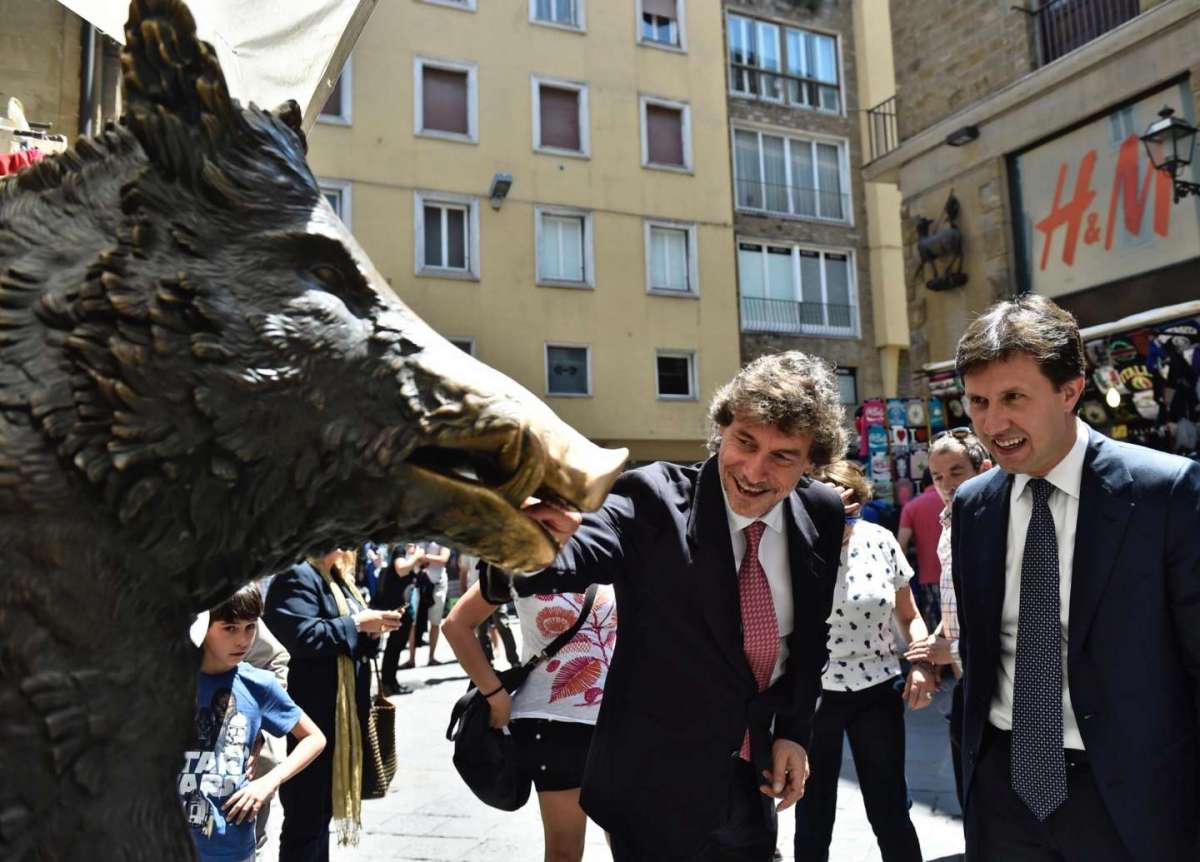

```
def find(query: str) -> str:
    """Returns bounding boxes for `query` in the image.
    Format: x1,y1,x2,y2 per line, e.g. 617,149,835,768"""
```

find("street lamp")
1140,106,1199,203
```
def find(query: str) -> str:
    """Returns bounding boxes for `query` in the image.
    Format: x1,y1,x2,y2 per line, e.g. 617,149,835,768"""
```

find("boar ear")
121,0,246,167
271,101,307,151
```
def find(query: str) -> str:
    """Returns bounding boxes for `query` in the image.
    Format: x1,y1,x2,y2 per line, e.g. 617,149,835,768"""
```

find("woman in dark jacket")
264,549,402,861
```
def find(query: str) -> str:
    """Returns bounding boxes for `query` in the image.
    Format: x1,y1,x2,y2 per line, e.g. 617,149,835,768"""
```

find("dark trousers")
380,616,412,684
965,724,1132,862
278,733,333,862
476,609,519,666
949,679,964,808
610,758,776,861
278,709,369,862
794,679,922,862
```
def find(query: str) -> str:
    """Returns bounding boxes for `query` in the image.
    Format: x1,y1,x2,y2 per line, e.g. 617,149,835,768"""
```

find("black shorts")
508,718,594,793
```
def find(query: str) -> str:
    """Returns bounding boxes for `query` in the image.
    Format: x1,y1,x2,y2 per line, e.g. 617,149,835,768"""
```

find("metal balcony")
740,296,859,338
866,96,899,163
1032,0,1141,66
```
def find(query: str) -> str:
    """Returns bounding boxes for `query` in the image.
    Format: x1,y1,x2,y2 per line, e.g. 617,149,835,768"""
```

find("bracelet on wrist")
481,684,505,699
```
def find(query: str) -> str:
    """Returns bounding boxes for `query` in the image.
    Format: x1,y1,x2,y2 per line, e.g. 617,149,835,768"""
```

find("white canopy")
57,0,376,132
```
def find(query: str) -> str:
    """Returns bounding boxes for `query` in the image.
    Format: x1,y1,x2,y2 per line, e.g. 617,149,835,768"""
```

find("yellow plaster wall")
308,1,741,461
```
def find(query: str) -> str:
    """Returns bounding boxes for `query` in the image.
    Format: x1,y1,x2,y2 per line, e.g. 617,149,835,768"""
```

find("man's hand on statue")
761,739,810,811
520,498,583,547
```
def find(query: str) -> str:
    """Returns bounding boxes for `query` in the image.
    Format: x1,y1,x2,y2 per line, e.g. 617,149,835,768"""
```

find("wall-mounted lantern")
1141,106,1198,204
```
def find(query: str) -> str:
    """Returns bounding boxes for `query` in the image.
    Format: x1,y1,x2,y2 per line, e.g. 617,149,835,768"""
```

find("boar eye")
310,264,344,287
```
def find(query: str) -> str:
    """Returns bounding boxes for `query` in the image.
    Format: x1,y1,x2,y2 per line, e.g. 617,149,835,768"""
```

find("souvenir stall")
0,98,67,178
852,389,971,516
919,299,1200,462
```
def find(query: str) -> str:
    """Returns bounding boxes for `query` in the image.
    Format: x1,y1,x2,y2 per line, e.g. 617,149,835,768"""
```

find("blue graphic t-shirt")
178,663,301,861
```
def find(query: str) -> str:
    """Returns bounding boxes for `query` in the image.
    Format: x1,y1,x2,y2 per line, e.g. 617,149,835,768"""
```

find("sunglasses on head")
933,427,973,442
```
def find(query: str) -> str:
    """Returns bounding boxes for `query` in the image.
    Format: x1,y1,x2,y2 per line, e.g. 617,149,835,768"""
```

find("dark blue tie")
1011,477,1068,820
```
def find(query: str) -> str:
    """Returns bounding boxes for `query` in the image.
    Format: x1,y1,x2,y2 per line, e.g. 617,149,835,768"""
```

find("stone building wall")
889,0,1036,141
898,159,1011,379
0,1,83,138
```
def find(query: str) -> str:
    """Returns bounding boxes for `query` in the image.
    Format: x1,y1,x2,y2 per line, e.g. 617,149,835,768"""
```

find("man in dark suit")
486,351,847,861
951,295,1200,861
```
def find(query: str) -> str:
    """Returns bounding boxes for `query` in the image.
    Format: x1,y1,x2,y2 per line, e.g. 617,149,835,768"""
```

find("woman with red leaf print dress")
443,576,617,862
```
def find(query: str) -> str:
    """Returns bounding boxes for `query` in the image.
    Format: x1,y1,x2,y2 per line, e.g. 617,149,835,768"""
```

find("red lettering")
1035,150,1097,271
1104,134,1171,249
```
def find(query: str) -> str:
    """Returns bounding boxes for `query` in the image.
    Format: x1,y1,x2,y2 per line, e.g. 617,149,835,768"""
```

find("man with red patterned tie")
483,352,846,861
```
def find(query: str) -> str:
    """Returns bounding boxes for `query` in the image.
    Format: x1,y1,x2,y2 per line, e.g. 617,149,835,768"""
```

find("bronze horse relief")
0,1,625,858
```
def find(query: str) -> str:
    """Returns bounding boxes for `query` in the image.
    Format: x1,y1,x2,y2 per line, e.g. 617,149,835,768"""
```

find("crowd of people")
177,294,1200,862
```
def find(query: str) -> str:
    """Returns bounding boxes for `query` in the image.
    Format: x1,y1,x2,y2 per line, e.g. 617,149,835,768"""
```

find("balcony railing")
1032,0,1140,66
866,96,899,163
740,296,859,338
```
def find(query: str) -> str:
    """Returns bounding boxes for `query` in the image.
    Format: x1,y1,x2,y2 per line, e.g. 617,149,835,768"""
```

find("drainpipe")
79,23,97,137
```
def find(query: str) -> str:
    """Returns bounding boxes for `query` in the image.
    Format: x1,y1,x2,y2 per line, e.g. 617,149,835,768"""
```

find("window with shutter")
538,85,582,152
641,0,680,47
644,103,687,168
422,67,469,135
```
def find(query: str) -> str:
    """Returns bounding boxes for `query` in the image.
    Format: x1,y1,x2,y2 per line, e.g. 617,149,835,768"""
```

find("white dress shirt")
989,418,1089,750
723,487,794,686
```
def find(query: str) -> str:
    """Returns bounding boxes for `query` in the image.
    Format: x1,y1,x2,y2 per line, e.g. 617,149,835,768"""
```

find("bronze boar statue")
0,1,626,858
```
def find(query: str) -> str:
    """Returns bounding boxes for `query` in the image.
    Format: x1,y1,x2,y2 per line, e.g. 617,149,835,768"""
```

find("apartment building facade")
866,0,1200,375
307,0,741,463
722,0,910,403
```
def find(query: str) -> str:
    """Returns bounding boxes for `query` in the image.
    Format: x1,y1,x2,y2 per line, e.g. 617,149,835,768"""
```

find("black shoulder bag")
445,581,599,811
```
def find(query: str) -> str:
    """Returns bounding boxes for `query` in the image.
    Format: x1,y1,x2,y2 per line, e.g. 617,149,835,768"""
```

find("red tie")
739,520,780,760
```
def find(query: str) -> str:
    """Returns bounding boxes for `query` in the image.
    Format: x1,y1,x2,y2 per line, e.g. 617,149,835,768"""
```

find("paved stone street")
263,632,965,862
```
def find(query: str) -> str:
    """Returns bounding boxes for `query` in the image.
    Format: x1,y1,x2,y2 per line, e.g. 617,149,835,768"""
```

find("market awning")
921,300,1200,376
56,0,377,132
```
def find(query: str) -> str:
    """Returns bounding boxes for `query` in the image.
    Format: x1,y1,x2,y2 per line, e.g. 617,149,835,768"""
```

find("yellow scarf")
310,554,367,846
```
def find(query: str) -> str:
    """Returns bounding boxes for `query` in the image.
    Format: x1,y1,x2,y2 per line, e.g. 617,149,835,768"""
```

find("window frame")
529,0,587,32
317,178,353,229
636,0,687,53
535,205,595,289
413,55,479,144
413,190,481,280
725,12,844,116
654,349,698,401
639,94,693,173
544,342,593,398
317,56,353,126
643,218,699,297
531,75,591,158
448,337,476,356
836,366,857,406
735,237,860,338
731,125,852,224
419,0,477,10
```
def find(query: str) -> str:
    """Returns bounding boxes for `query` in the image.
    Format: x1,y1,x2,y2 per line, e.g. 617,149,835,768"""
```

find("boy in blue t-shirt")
179,584,326,862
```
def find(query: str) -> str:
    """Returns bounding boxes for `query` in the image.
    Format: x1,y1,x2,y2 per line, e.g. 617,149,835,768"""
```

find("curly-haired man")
489,351,849,861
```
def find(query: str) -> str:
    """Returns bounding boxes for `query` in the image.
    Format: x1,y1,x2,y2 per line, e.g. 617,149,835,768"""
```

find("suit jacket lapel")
1068,430,1133,658
969,468,1013,658
686,457,756,688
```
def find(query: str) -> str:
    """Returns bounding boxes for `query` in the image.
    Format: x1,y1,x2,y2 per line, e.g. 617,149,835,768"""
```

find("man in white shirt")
951,295,1200,862
903,428,991,806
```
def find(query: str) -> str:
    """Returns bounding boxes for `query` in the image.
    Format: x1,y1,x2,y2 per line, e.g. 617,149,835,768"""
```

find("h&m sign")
1012,81,1200,299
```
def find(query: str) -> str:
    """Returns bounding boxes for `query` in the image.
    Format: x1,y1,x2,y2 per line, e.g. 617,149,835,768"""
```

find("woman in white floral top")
793,460,937,862
442,571,616,862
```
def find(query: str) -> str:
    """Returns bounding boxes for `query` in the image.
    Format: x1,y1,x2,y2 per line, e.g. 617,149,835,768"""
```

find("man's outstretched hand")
520,498,582,547
760,739,810,811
